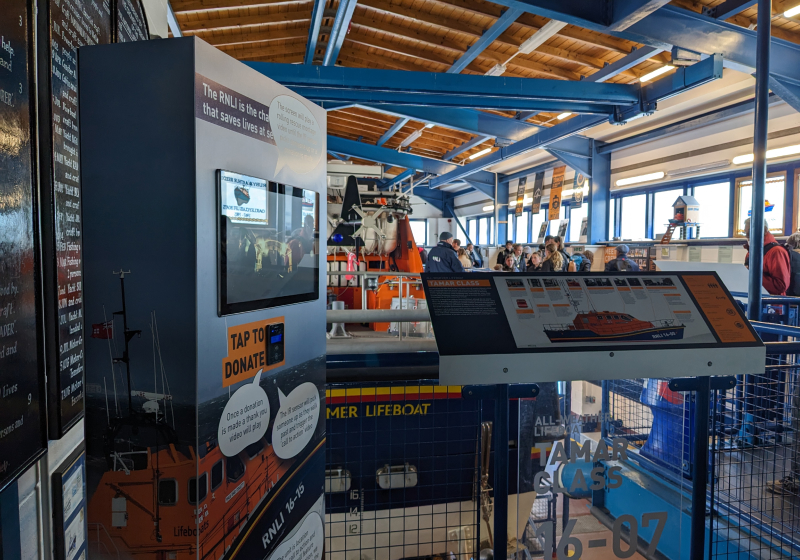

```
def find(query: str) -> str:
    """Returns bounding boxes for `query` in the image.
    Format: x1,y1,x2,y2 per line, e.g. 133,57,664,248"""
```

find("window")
547,205,565,237
455,222,467,245
468,219,477,245
569,204,587,242
653,189,684,237
531,211,546,243
693,181,731,238
515,211,529,243
227,456,245,483
211,460,224,490
478,216,493,245
609,199,617,240
189,473,208,504
734,174,786,236
620,194,646,239
409,219,427,247
158,479,178,506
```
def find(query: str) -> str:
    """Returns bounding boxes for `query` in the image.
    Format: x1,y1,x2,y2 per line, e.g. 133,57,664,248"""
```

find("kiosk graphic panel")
422,272,764,384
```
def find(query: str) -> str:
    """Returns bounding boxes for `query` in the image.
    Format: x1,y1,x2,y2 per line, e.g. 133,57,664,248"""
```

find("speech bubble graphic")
269,95,323,175
218,370,271,457
268,511,323,560
272,382,320,460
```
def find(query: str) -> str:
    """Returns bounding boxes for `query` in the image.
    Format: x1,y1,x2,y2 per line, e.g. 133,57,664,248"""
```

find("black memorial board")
0,0,47,491
38,0,112,437
115,0,149,42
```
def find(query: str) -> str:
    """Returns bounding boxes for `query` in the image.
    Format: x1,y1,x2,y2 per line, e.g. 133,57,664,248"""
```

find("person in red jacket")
743,218,791,295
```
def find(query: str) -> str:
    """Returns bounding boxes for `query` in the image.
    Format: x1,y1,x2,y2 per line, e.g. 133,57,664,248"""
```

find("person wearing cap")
426,232,465,273
604,244,640,272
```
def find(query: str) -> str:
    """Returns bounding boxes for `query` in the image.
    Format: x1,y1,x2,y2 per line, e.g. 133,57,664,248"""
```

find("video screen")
217,170,319,315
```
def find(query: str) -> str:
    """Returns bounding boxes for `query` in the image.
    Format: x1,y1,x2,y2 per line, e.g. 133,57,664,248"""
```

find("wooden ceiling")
173,0,800,178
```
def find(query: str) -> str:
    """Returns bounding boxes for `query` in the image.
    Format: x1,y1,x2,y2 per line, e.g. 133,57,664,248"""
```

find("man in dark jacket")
427,232,464,273
604,244,640,272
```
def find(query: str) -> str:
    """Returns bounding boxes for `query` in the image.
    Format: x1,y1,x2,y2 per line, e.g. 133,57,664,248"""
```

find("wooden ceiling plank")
359,0,486,37
181,7,332,33
344,33,455,65
172,0,305,14
202,25,310,45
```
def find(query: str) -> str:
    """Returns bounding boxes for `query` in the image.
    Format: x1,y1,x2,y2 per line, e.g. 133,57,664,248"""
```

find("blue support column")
497,175,509,245
588,141,610,244
748,0,770,321
323,0,357,66
377,118,409,147
304,0,326,64
447,7,523,74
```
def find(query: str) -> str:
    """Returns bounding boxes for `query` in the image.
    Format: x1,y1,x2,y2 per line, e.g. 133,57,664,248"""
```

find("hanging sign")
531,172,544,215
549,166,566,221
572,173,585,208
515,177,527,217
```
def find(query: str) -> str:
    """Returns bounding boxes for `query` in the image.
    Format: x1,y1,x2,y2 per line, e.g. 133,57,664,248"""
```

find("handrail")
764,341,800,354
328,270,422,277
327,308,430,323
750,321,800,337
729,291,800,304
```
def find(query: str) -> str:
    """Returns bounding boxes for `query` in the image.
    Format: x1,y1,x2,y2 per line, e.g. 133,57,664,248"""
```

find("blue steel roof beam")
544,148,592,177
376,117,409,147
500,160,564,184
768,77,800,114
444,136,493,161
290,87,620,112
322,0,357,66
328,151,350,161
448,7,524,74
464,179,497,198
703,0,757,20
596,93,780,154
244,62,640,106
430,114,607,188
609,0,674,31
304,0,327,65
379,168,416,190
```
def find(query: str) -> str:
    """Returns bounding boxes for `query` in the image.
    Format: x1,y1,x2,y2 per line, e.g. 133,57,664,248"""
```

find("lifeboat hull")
544,326,685,343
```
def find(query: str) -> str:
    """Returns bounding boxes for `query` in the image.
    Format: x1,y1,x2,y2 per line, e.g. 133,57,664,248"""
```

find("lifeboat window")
189,473,208,504
596,315,603,320
582,318,589,324
227,456,246,483
158,479,178,506
211,460,224,490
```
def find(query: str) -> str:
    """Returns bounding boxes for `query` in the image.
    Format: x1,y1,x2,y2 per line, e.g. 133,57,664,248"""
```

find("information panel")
0,0,46,492
422,272,764,384
40,0,112,436
52,449,87,560
115,0,148,42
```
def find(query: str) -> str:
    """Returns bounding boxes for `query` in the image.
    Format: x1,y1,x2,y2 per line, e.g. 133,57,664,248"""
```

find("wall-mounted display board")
115,0,148,42
422,272,765,385
0,0,47,492
51,448,87,560
37,0,112,438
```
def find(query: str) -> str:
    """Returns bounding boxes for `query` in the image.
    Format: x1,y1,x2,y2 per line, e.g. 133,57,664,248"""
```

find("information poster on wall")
531,172,544,215
548,166,566,221
40,0,112,436
515,176,526,217
115,0,149,42
52,450,87,560
422,272,764,384
0,0,46,490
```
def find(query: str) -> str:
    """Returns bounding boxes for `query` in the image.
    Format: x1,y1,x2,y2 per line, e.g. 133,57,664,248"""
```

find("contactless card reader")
267,323,284,365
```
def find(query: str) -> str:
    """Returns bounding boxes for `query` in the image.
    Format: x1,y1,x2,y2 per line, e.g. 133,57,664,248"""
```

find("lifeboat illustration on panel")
542,279,686,343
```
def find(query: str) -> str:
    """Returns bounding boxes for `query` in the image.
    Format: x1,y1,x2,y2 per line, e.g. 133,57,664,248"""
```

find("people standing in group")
540,243,564,272
522,246,533,270
457,248,473,270
604,244,640,272
426,231,464,273
512,244,525,271
466,243,483,268
494,254,517,272
743,218,790,295
553,236,573,272
496,240,514,267
579,249,594,272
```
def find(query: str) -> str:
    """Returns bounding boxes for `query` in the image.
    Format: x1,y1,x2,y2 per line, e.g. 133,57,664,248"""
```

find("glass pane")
455,222,467,245
609,200,616,240
569,204,587,242
735,175,785,236
620,194,646,239
409,220,427,246
547,205,566,237
479,218,489,245
653,189,684,237
516,211,529,243
693,181,731,238
468,219,477,245
487,217,494,245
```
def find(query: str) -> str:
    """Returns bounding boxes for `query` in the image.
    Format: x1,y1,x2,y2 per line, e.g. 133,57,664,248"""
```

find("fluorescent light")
732,143,800,166
556,112,572,120
669,160,730,177
640,65,675,83
615,171,665,187
425,123,435,129
469,147,492,160
483,205,495,212
509,197,534,207
485,64,507,76
785,4,800,17
517,20,567,54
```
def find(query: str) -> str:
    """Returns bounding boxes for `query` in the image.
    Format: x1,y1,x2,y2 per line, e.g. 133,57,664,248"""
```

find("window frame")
409,218,428,247
188,473,209,505
158,479,179,506
732,171,787,237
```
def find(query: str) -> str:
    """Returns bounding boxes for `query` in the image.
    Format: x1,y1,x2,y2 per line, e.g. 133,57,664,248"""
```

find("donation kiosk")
79,38,326,560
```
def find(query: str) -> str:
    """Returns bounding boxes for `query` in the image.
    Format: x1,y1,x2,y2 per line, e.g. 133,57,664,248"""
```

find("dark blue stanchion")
669,376,737,560
464,383,540,560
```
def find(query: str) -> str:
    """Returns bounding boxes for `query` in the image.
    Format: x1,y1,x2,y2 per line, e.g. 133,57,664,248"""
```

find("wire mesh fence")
324,381,482,560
